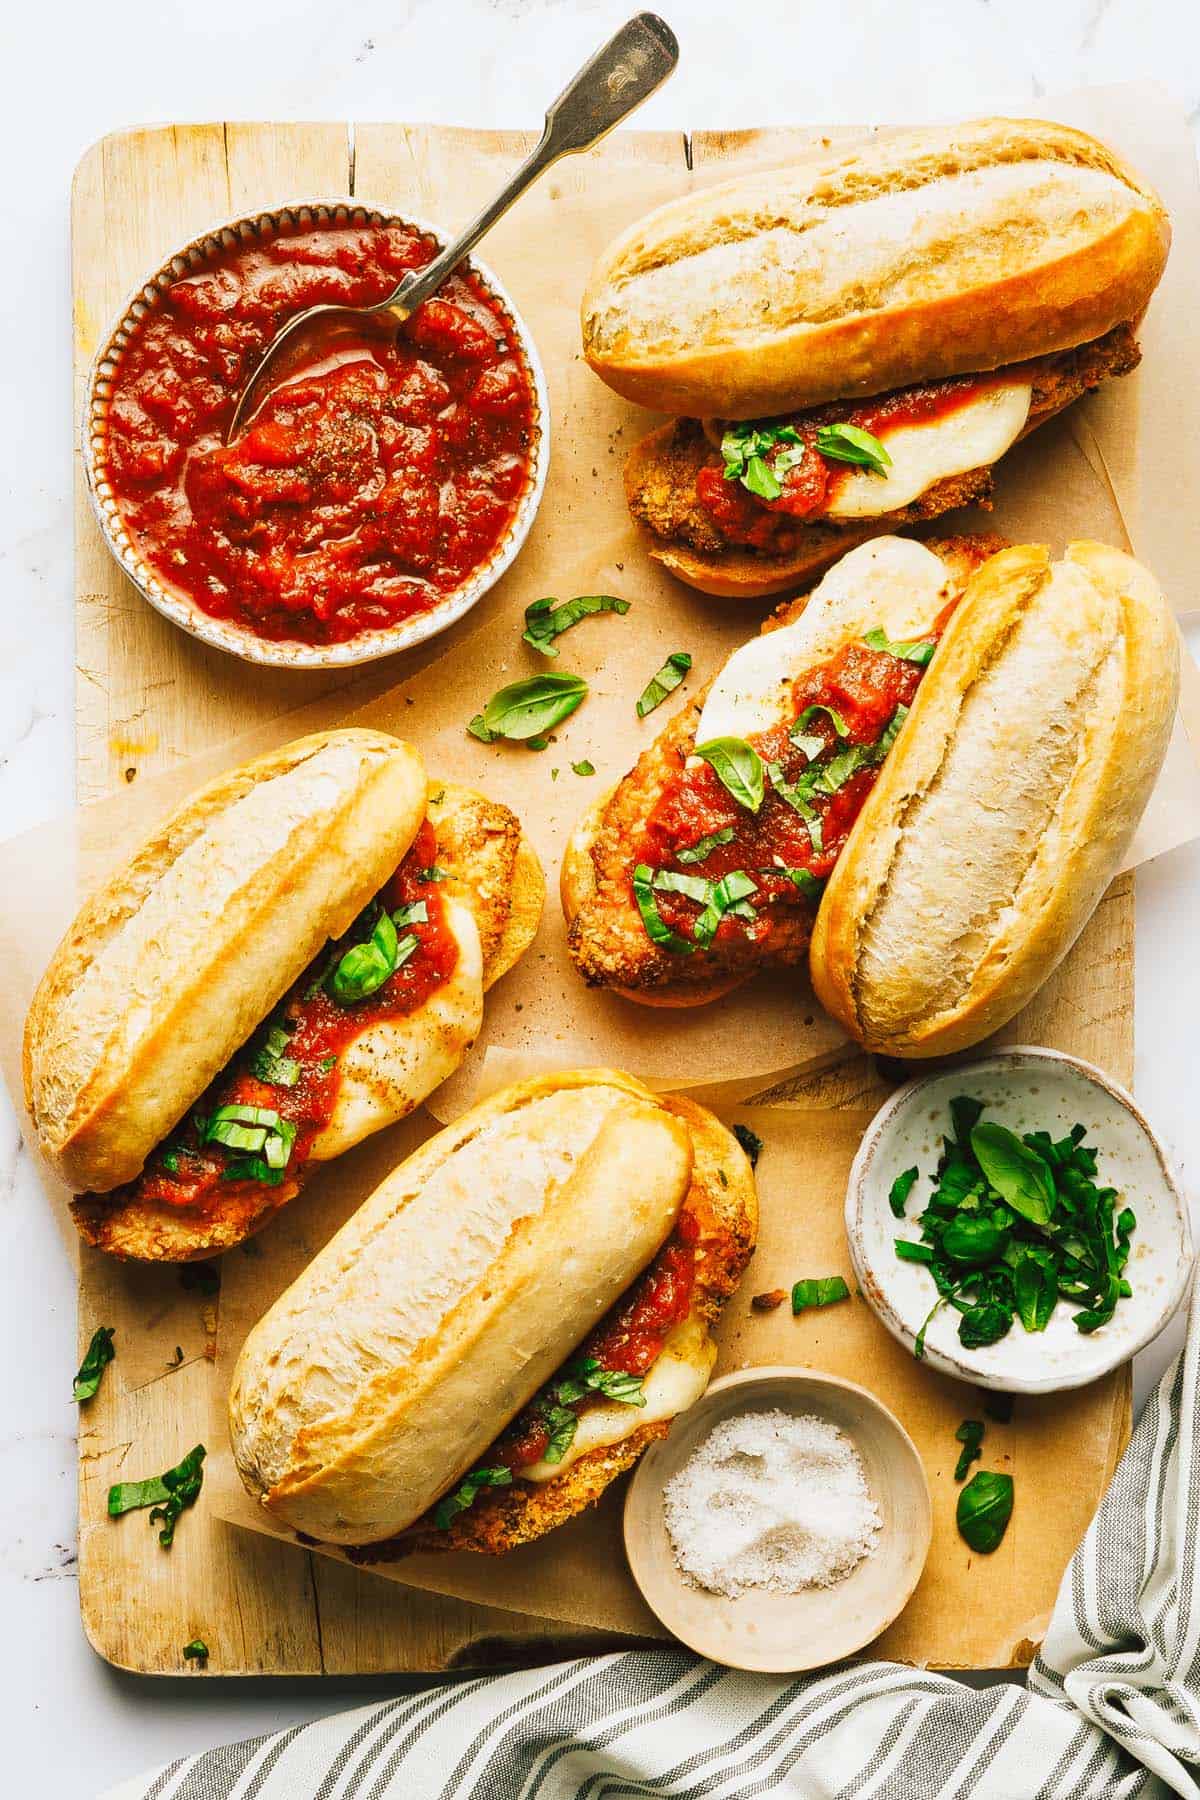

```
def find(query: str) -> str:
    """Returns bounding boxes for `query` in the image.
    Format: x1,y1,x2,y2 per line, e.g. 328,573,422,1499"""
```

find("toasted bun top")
582,116,1170,418
24,729,428,1192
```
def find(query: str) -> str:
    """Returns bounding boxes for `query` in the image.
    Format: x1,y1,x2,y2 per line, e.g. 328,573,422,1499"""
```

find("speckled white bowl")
847,1048,1192,1393
81,199,551,669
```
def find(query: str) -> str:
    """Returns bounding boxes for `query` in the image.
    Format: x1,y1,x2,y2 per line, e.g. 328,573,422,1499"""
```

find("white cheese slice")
519,1313,716,1483
825,382,1031,519
695,536,956,746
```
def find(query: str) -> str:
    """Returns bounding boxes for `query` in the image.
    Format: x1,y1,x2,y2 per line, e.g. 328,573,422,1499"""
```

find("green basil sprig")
469,672,588,747
815,422,892,476
108,1444,206,1549
693,737,764,813
720,422,808,500
957,1470,1013,1554
637,652,692,719
435,1466,512,1530
862,627,936,666
791,1276,851,1313
73,1325,115,1403
954,1420,985,1483
522,593,629,657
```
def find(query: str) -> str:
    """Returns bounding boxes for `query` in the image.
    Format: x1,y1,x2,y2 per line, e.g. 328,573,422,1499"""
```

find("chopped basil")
555,1357,646,1407
693,737,764,813
541,1404,579,1465
732,1123,763,1168
468,672,588,745
251,1023,300,1090
182,1639,209,1665
160,1149,182,1174
815,422,892,476
791,1276,851,1313
862,627,936,666
108,1444,206,1549
793,703,849,740
677,826,735,864
720,422,807,500
779,866,824,899
571,760,596,777
767,762,824,854
954,1420,985,1483
73,1325,115,1402
956,1470,1013,1554
317,1055,338,1074
522,594,629,657
889,1166,919,1218
418,865,449,882
434,1465,512,1530
650,869,712,905
637,651,692,719
693,869,757,949
203,1105,296,1174
391,900,428,929
632,863,695,955
327,907,419,1005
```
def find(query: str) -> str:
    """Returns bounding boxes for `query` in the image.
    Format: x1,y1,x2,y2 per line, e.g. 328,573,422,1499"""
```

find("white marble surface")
3,0,1200,1792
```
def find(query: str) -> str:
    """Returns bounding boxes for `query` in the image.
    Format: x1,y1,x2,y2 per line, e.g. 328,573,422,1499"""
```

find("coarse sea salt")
662,1408,882,1598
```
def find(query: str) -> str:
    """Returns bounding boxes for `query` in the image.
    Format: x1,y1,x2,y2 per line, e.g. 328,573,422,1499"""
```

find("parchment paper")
206,1105,1127,1668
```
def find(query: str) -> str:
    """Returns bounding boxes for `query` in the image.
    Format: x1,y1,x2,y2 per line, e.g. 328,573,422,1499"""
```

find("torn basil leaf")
637,652,692,719
632,863,695,955
469,672,588,745
791,1276,851,1313
108,1443,206,1549
862,627,936,666
73,1325,115,1402
815,422,892,475
677,826,735,864
953,1420,985,1483
434,1466,512,1530
522,593,629,657
694,737,765,813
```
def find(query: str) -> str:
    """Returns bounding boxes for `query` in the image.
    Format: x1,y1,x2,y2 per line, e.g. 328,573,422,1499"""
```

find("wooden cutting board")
70,122,1132,1676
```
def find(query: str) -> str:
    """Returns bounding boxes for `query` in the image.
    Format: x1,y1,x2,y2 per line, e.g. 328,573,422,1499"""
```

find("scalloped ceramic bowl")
847,1048,1192,1393
81,200,551,669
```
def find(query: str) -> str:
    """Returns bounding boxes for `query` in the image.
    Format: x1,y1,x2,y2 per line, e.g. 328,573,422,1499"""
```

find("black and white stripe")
105,1284,1200,1800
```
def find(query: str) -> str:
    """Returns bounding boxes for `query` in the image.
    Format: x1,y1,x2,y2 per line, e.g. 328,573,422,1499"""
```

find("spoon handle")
388,14,679,317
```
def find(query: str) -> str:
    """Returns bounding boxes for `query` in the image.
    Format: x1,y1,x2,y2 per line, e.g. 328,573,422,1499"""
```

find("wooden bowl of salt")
623,1366,931,1672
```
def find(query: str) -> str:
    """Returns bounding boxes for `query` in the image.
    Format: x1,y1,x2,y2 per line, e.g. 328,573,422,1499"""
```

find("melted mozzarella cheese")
826,382,1030,519
695,536,955,746
520,1313,716,1483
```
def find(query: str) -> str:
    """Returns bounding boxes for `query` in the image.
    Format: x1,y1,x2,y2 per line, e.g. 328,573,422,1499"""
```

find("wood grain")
70,121,1131,1677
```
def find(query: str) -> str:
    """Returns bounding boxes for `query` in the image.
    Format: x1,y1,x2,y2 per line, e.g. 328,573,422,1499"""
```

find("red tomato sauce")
638,606,957,947
102,222,538,645
696,372,996,549
90,821,459,1218
493,1210,701,1473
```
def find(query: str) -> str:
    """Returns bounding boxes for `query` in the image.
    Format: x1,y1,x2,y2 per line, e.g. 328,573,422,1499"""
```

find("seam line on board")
348,122,357,197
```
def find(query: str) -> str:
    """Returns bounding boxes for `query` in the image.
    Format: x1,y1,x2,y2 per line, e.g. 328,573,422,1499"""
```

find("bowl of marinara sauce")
83,202,550,667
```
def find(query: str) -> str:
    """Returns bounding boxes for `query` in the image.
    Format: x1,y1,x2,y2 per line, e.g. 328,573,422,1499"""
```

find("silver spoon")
226,12,679,442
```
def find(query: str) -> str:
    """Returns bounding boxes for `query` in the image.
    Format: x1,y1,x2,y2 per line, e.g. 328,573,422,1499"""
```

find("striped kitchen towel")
103,1281,1200,1800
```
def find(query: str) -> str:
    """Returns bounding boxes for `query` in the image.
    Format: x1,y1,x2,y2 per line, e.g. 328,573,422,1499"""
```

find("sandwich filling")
79,819,460,1222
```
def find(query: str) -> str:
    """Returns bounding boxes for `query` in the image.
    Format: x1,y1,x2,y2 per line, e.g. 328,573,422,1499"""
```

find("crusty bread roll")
809,542,1178,1054
230,1070,720,1545
24,735,545,1261
25,730,427,1194
582,118,1170,419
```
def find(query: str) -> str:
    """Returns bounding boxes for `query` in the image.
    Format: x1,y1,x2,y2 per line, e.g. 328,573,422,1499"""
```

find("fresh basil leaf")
815,422,892,475
73,1325,115,1402
471,673,588,744
876,703,910,758
971,1123,1057,1225
317,1055,337,1074
434,1465,512,1530
721,422,807,498
791,1275,851,1313
417,865,449,882
953,1420,985,1483
780,867,824,899
942,1214,1011,1266
392,900,428,929
109,1444,206,1549
861,627,936,666
250,1021,300,1089
677,826,735,865
958,1301,1013,1349
637,652,692,719
889,1167,919,1218
650,869,712,905
522,593,629,657
541,1404,579,1465
894,1238,935,1264
695,737,764,814
743,453,782,500
571,760,595,777
732,1123,763,1168
554,1357,646,1407
956,1470,1013,1554
949,1096,985,1149
1013,1251,1057,1333
632,864,694,955
182,1639,209,1664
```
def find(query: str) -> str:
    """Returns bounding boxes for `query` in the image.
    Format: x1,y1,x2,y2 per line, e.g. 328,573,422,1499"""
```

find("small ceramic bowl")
81,199,551,670
623,1367,931,1673
847,1047,1192,1393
